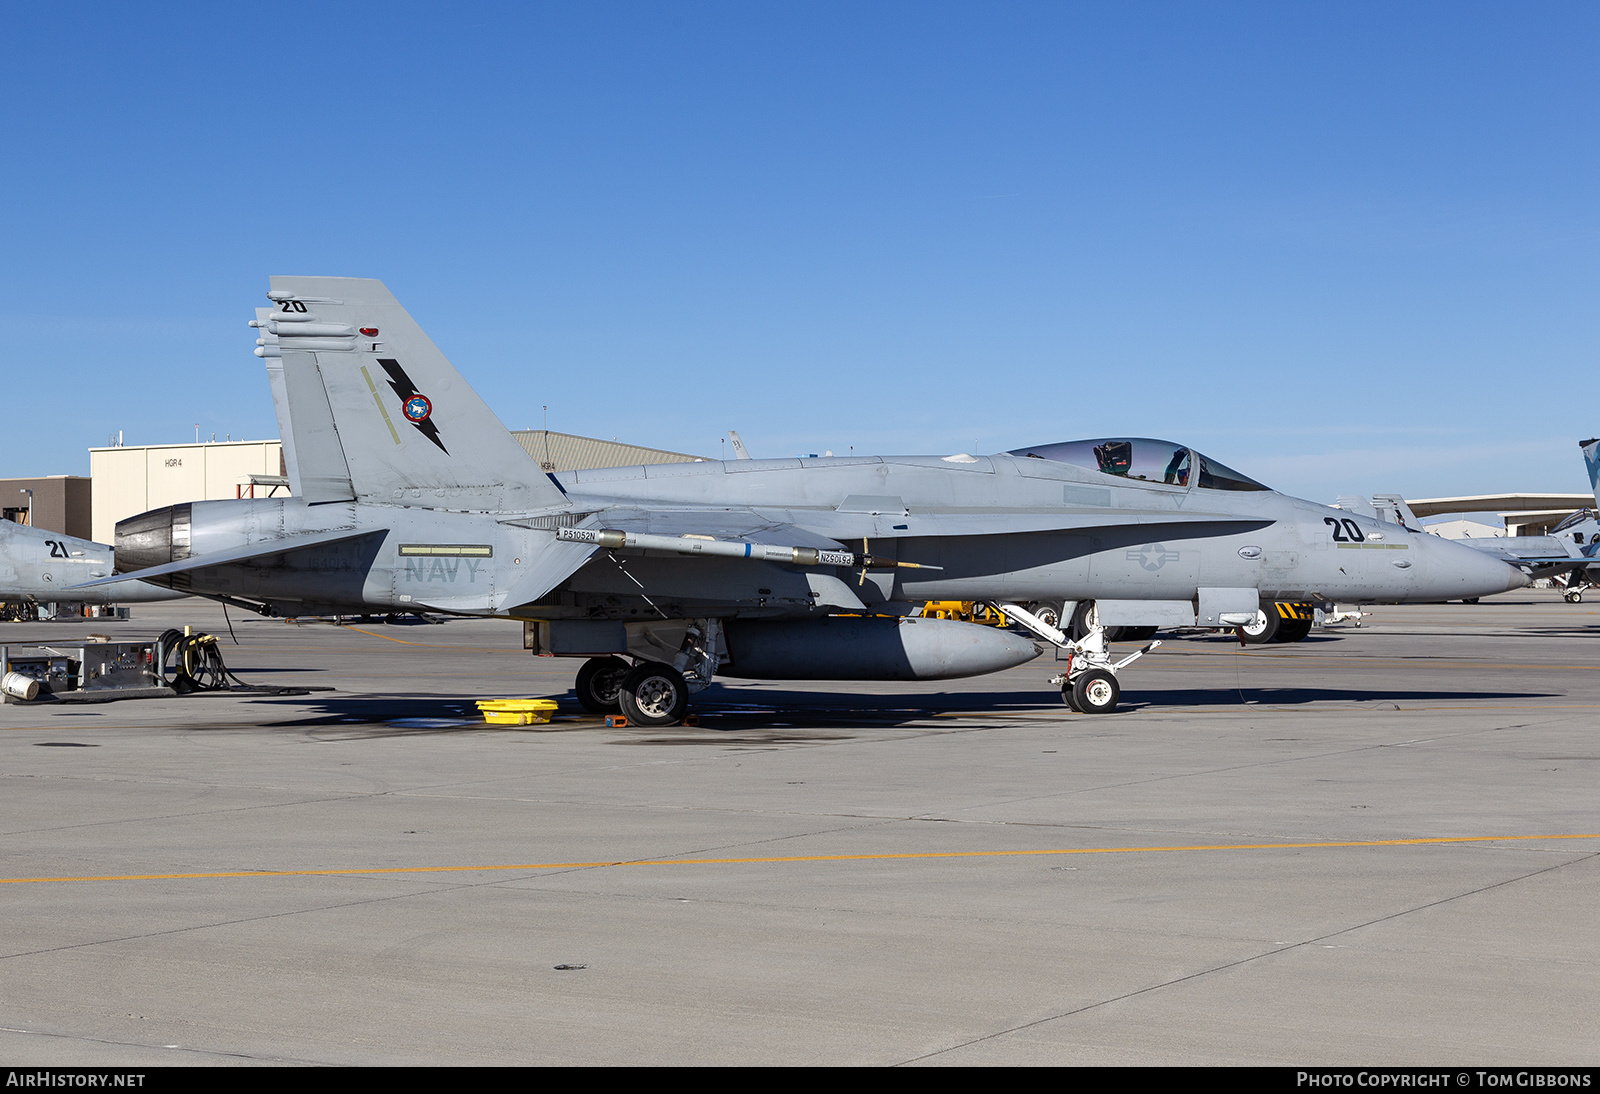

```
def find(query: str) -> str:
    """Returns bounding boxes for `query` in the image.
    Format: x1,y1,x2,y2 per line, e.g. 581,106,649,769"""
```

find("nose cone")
1417,534,1530,601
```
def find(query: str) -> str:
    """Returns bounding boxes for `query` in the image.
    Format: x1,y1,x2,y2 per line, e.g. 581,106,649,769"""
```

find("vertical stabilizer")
279,349,358,503
255,306,355,502
259,277,566,513
1582,437,1600,509
256,307,305,497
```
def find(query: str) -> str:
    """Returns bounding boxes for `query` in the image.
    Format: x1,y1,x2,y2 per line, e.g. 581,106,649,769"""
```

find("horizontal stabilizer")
69,529,379,589
1509,556,1599,575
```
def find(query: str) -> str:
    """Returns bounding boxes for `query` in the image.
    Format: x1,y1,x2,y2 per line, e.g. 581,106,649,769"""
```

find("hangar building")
88,440,287,544
0,476,93,538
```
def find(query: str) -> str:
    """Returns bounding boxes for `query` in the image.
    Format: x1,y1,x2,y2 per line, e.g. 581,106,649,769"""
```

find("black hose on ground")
156,629,318,695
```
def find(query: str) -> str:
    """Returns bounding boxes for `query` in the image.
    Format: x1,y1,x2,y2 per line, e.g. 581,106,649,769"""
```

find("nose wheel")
1063,668,1120,714
999,599,1159,716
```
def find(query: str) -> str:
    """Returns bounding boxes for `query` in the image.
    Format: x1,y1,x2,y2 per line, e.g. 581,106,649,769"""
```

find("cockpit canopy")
1551,508,1597,535
1007,437,1270,492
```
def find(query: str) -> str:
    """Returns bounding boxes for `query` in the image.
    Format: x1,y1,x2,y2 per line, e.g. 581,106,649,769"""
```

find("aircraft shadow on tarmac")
1487,626,1600,639
256,691,1055,735
1120,686,1556,709
249,681,1560,737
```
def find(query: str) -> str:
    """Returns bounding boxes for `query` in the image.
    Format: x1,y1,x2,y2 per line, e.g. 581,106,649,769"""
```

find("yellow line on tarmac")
1172,650,1600,671
4,833,1596,886
335,627,510,651
931,703,1600,718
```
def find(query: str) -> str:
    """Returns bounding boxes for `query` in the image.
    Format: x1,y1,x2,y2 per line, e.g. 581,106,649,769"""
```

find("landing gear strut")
995,601,1159,715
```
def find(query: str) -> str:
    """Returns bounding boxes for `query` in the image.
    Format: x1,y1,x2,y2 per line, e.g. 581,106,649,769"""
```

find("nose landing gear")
994,601,1159,715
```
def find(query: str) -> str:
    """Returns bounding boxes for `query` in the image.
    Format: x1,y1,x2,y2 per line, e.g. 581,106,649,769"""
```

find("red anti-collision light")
359,327,379,336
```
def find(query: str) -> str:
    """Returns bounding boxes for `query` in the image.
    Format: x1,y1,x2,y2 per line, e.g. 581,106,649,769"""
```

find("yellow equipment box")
475,699,560,725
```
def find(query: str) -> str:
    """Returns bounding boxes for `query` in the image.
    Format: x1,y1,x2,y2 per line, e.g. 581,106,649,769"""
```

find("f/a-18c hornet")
2,518,185,619
1451,437,1600,601
1341,438,1600,602
77,277,1525,722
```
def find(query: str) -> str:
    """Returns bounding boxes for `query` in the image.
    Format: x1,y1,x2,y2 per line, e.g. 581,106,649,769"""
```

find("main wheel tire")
1237,608,1279,644
1068,601,1095,642
574,656,631,715
618,662,690,727
1034,604,1061,629
1275,617,1313,643
1071,669,1120,714
1061,682,1082,712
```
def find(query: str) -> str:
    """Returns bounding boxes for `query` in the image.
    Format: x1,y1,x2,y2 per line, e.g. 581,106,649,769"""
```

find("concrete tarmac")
0,595,1595,1065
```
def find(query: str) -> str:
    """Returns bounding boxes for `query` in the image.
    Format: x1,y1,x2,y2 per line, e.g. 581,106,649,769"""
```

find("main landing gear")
617,662,690,726
579,658,697,726
574,656,631,715
1066,602,1156,643
569,620,722,727
573,655,695,726
1236,604,1314,645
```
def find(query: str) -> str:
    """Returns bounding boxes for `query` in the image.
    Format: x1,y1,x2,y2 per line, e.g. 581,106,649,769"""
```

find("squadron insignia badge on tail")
379,358,448,454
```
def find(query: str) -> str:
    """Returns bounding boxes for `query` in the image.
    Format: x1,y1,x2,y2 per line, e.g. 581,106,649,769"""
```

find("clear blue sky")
2,2,1595,503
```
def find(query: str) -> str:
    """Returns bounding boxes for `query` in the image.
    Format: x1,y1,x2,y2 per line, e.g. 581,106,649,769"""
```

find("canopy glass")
1008,438,1270,492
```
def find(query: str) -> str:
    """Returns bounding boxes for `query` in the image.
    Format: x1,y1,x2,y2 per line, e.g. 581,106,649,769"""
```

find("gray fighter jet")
81,277,1524,720
1442,437,1600,597
2,518,185,618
